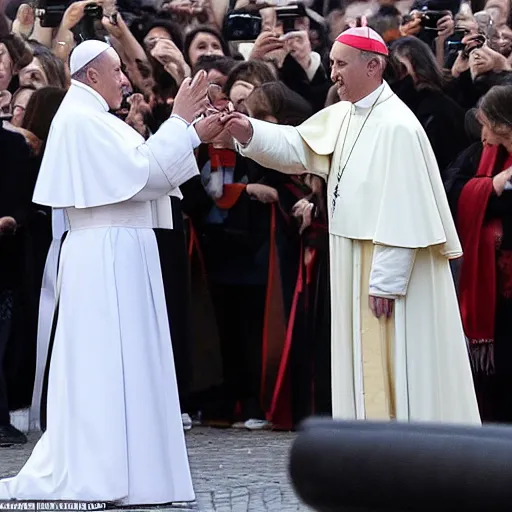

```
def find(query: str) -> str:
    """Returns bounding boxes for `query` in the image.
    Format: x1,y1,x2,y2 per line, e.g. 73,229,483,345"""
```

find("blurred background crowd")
2,0,512,446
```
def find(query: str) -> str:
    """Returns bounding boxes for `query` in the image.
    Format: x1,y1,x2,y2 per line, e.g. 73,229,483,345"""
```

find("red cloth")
215,183,246,209
457,145,511,342
207,145,244,209
208,146,237,170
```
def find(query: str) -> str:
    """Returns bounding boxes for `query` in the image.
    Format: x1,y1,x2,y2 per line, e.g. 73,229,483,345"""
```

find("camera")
74,3,108,43
35,0,105,39
223,12,262,42
34,0,71,28
419,9,451,30
275,3,307,33
462,34,486,58
445,28,466,52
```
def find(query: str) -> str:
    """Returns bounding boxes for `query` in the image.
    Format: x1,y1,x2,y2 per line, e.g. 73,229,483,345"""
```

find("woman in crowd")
244,81,331,428
18,42,67,89
183,25,230,68
4,86,65,435
448,85,512,423
223,59,276,114
0,25,36,446
130,13,189,130
9,85,34,127
389,36,469,172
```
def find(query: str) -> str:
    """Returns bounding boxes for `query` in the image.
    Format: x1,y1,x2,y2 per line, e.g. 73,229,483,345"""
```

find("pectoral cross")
331,183,340,217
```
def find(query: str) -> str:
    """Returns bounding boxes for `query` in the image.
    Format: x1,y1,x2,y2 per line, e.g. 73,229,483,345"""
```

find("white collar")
354,81,386,109
70,79,109,112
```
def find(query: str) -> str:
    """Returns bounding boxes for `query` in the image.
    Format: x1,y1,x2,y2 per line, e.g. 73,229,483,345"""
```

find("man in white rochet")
223,26,481,424
0,40,225,504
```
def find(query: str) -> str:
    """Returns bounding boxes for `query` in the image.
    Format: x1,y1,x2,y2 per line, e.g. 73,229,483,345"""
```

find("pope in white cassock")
225,27,481,424
0,40,222,504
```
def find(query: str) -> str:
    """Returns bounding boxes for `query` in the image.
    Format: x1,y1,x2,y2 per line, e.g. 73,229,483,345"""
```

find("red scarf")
457,145,511,371
208,145,246,210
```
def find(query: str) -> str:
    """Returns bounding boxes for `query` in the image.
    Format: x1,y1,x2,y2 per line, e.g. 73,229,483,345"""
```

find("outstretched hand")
195,113,233,144
223,112,253,146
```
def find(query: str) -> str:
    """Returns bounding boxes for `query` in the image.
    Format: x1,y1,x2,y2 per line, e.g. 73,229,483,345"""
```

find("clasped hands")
171,70,254,147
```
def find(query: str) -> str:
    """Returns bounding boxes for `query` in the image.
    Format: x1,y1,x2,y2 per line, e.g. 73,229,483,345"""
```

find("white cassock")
29,190,184,433
0,79,197,504
238,81,480,424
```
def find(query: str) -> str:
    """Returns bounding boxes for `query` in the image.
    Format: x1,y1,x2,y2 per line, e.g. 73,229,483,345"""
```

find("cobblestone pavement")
0,427,312,512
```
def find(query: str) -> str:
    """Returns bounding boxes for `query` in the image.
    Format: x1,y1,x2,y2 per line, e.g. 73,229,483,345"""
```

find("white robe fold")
29,209,67,432
0,80,197,505
239,81,480,425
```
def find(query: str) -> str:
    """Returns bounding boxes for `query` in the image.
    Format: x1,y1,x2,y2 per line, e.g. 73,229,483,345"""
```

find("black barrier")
288,418,512,512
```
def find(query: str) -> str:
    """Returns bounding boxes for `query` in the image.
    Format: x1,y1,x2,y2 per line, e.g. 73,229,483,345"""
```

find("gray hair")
71,64,91,82
71,53,106,83
359,50,387,73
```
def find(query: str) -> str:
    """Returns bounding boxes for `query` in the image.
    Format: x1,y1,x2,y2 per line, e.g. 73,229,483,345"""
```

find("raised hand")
436,14,454,41
150,39,189,85
172,70,208,123
249,31,284,60
125,93,151,137
12,4,35,36
282,30,312,71
61,0,102,31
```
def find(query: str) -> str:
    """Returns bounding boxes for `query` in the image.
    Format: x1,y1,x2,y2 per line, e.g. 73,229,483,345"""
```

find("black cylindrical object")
289,418,512,512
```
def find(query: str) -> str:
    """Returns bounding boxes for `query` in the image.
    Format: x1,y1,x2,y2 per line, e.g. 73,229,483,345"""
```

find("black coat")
0,123,52,411
279,54,332,114
0,124,34,290
391,77,469,173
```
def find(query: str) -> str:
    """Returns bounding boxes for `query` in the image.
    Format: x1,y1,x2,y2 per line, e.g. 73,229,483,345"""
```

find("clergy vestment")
0,80,197,504
238,81,480,424
29,208,66,432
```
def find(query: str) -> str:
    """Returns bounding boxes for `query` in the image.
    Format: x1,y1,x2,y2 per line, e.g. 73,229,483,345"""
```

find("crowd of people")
1,0,512,465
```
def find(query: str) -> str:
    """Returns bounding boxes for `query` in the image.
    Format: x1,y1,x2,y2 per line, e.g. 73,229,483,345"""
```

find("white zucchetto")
69,40,111,75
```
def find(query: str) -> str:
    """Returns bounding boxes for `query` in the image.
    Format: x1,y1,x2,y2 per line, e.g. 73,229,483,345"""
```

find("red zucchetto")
335,27,389,56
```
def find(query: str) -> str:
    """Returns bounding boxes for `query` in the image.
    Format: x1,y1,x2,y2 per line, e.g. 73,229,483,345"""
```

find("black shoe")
0,424,27,447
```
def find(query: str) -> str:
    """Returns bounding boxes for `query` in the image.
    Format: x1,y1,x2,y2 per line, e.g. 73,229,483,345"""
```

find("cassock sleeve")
34,112,199,208
369,246,417,299
238,119,316,176
238,102,352,180
131,117,200,201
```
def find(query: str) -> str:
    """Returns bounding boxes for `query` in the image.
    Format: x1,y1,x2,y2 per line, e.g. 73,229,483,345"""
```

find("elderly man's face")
330,42,374,103
95,48,126,110
0,43,13,91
